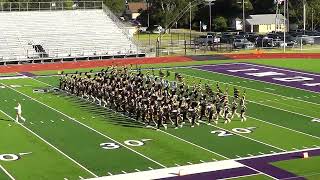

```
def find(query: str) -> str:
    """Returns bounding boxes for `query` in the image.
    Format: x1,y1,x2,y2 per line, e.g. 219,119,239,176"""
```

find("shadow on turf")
0,118,12,122
54,93,146,129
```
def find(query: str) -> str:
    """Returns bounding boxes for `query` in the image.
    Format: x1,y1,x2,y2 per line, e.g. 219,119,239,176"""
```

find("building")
125,2,147,20
246,14,286,33
230,17,243,31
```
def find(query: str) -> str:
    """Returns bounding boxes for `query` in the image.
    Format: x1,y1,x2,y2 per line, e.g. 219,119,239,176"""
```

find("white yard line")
2,83,166,168
0,164,15,180
219,173,261,180
0,109,98,178
31,77,229,160
176,71,320,140
201,121,286,152
191,67,320,106
249,116,320,140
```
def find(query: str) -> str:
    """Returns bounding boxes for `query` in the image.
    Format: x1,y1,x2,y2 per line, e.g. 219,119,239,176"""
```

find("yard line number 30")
100,139,150,150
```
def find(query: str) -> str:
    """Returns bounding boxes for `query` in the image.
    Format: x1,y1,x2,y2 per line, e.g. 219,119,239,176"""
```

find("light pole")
237,0,246,32
205,0,216,32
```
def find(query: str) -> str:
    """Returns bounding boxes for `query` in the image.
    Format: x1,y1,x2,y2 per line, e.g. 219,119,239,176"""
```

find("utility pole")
303,0,306,31
283,0,286,53
242,0,245,32
189,2,192,47
312,8,314,31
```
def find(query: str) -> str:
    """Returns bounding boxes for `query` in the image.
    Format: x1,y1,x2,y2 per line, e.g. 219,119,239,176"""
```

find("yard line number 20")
211,127,256,137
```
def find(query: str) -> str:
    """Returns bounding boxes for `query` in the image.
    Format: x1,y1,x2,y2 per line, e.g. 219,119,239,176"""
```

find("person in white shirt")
15,103,26,123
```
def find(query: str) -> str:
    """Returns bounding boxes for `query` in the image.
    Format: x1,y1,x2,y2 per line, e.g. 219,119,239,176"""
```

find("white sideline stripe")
0,110,98,178
0,164,15,180
2,83,166,168
192,67,320,106
220,173,261,180
86,160,244,180
0,76,26,80
201,121,286,151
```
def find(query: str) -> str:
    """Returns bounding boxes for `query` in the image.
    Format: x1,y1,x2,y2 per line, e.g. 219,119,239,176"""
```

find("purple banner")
196,63,320,93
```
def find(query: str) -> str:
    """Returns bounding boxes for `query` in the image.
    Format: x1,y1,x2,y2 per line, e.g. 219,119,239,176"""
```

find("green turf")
0,169,11,180
31,59,320,76
0,58,320,179
272,156,320,180
0,113,93,179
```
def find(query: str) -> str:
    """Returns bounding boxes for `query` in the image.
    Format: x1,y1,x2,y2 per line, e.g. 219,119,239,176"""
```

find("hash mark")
40,121,44,124
30,122,34,125
4,100,7,102
303,146,309,149
50,120,54,123
8,124,11,127
212,158,217,161
175,163,180,166
121,170,127,174
107,172,113,176
81,117,85,119
79,176,84,179
61,119,65,122
248,154,253,156
187,162,193,165
292,148,299,150
64,178,68,180
135,169,140,172
270,151,276,153
200,160,205,163
148,167,153,170
236,155,242,158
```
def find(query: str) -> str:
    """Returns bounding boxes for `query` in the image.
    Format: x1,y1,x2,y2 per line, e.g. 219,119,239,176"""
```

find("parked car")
233,39,255,49
195,35,215,45
295,35,315,45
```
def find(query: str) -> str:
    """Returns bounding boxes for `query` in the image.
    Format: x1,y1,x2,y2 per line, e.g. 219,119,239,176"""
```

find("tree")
213,16,228,31
103,0,126,14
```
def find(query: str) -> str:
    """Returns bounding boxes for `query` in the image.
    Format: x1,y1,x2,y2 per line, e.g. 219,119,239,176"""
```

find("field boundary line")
0,109,98,178
199,120,286,152
30,77,229,160
217,173,261,180
177,71,320,140
2,83,166,168
0,164,15,180
191,67,320,106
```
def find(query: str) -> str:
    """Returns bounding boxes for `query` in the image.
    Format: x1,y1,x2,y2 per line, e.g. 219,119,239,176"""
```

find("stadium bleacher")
0,8,139,62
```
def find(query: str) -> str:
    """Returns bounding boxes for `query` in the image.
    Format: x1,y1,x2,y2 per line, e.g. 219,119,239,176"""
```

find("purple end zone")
159,167,258,180
238,148,320,180
20,72,37,77
196,63,320,93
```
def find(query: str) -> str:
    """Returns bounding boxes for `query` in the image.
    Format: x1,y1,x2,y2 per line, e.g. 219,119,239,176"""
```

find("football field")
0,58,319,180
